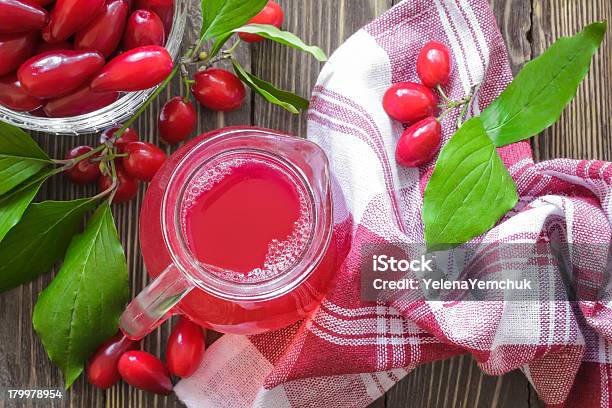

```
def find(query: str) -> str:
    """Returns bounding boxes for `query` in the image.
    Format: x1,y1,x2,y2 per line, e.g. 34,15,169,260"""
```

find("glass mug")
120,127,338,338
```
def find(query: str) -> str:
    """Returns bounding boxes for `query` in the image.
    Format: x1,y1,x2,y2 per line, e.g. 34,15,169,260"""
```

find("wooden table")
1,0,610,407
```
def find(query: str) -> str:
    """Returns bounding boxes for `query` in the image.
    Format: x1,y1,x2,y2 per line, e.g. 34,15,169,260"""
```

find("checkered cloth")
175,0,612,406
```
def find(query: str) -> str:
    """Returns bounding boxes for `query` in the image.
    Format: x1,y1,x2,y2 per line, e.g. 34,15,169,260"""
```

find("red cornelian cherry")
18,50,105,98
99,126,139,151
417,41,452,88
395,117,442,167
27,0,54,6
34,40,73,54
43,0,105,43
192,68,246,112
90,45,173,92
118,351,173,395
238,0,284,43
383,82,437,124
135,0,172,7
0,74,42,111
74,0,129,58
0,32,38,77
43,86,119,117
123,9,165,50
166,317,205,378
64,145,101,184
0,0,48,34
122,141,166,182
135,0,174,33
99,165,139,203
158,97,197,145
87,332,140,389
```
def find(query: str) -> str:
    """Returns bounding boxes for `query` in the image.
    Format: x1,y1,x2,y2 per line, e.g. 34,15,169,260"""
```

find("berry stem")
457,98,471,128
106,158,119,205
90,153,128,163
58,143,108,171
223,39,241,55
437,106,455,122
113,64,181,140
182,73,192,103
436,85,452,103
113,33,215,140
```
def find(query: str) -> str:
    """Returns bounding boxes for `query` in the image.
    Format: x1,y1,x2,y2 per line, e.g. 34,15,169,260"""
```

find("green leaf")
209,32,232,58
0,198,96,293
423,117,518,249
0,122,50,195
233,24,328,62
232,59,309,114
0,170,50,243
481,21,607,147
200,0,267,39
33,204,129,388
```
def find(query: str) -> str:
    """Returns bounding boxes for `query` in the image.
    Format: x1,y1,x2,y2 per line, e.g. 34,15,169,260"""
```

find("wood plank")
0,2,250,407
250,0,392,137
385,357,536,408
530,0,612,162
2,0,610,407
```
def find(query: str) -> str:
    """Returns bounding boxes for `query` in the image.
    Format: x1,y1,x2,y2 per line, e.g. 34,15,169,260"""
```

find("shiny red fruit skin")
43,0,105,43
43,85,118,117
135,0,171,7
123,9,165,50
99,165,139,203
134,0,173,32
64,145,101,184
166,317,205,378
158,97,196,145
90,45,173,92
192,68,245,112
99,126,139,151
75,0,129,58
417,41,452,88
0,74,42,111
239,0,284,43
383,82,437,124
0,32,38,76
28,0,54,6
35,40,73,54
18,50,105,98
87,333,140,389
395,117,442,167
118,351,172,395
122,141,166,182
0,0,48,34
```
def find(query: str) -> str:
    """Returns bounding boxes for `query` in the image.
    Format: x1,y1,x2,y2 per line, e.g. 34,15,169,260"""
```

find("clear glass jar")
120,127,340,338
0,0,188,135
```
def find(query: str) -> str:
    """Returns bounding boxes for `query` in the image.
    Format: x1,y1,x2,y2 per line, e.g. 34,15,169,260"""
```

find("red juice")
181,156,313,281
138,128,340,335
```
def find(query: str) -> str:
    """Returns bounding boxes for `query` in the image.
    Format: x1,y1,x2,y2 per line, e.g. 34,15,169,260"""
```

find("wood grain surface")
0,1,610,407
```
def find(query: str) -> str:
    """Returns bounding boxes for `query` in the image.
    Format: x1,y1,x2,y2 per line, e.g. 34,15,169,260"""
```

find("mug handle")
119,264,194,339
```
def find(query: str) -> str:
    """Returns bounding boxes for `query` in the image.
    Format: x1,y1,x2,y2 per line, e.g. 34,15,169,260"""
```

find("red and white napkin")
175,0,612,406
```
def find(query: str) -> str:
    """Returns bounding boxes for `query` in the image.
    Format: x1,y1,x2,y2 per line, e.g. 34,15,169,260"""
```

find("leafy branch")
423,21,607,249
114,0,327,140
0,0,329,389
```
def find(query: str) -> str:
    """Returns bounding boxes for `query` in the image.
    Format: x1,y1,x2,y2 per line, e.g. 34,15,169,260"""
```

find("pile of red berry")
382,41,455,167
0,0,174,116
65,127,166,202
61,1,287,200
87,317,205,394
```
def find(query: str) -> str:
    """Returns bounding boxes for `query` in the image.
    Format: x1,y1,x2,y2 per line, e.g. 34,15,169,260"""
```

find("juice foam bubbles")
180,154,313,283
